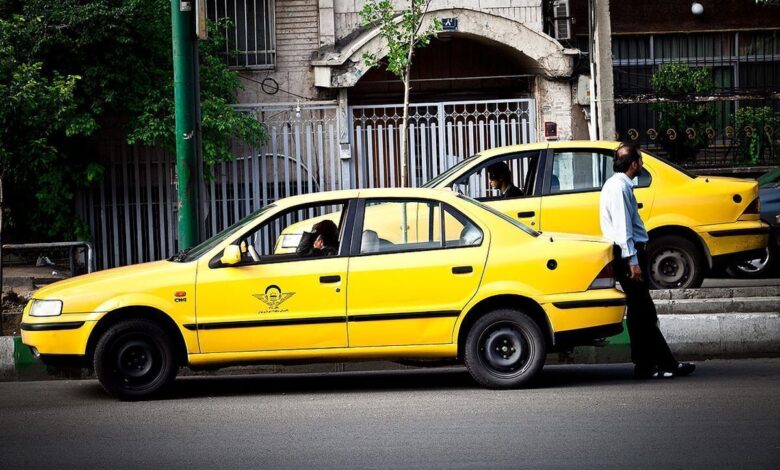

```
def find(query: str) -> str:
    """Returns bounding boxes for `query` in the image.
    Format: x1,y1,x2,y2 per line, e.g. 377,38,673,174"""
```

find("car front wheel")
464,309,545,389
94,319,178,401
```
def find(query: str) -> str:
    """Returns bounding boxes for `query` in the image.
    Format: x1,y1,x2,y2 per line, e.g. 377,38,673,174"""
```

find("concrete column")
337,89,352,189
593,0,616,140
319,0,336,48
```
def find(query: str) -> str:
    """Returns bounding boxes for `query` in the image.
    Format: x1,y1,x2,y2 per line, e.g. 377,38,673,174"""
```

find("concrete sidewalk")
2,286,779,381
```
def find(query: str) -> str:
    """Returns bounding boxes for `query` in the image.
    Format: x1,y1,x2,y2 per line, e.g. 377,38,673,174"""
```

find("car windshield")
457,195,539,237
170,204,276,262
758,168,780,187
422,154,481,188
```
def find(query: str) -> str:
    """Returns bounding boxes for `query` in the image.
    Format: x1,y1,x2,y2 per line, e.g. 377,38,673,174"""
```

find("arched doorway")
348,36,539,188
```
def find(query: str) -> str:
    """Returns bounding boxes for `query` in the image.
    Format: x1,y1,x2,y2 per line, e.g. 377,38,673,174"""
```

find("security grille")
553,0,571,41
350,99,536,188
206,0,276,68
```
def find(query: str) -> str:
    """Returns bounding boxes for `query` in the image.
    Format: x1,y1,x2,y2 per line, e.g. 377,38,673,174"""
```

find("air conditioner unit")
553,0,571,41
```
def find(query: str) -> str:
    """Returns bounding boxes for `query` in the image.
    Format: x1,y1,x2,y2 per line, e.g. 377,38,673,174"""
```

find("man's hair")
487,161,511,182
613,142,642,173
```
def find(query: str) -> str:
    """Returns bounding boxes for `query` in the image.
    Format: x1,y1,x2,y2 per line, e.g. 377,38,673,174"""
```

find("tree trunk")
0,174,4,318
400,75,411,188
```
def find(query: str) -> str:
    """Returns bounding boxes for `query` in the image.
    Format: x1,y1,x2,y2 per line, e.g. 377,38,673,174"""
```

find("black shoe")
634,365,657,379
674,362,696,376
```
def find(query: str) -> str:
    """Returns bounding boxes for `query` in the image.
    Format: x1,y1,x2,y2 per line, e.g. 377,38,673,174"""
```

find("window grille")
207,0,276,69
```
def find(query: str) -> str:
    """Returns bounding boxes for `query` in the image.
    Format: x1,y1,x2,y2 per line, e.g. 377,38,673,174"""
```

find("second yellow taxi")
22,188,625,400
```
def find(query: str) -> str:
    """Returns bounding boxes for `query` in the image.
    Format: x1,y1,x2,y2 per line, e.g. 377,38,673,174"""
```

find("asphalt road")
1,359,778,469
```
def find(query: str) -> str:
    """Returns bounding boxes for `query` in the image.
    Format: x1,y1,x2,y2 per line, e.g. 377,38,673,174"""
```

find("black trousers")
613,244,678,371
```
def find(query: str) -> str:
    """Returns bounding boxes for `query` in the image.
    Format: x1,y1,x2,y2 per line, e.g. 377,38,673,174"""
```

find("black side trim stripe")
347,311,460,322
184,311,462,331
552,299,626,309
184,316,345,331
21,322,85,331
709,227,771,237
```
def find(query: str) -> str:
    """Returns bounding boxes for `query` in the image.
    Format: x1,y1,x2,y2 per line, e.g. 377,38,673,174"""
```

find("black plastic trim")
452,266,473,274
554,322,624,345
21,321,85,331
183,316,345,331
319,275,341,283
347,311,460,322
552,298,627,309
708,227,771,237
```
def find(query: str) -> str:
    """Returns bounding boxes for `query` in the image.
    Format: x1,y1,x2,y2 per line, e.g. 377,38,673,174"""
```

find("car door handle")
637,202,644,209
452,266,473,274
319,275,341,283
517,211,535,218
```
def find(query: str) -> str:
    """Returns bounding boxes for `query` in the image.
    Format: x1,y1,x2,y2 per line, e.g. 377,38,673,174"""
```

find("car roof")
478,140,623,159
271,187,462,209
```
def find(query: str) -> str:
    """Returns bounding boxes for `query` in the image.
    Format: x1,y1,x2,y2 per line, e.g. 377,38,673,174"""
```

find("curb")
2,312,779,381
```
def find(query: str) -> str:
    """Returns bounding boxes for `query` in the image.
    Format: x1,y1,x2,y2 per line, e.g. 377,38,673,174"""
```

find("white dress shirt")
600,172,649,265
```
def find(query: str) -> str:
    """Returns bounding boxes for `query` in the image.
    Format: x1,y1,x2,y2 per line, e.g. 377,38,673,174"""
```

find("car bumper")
697,221,770,258
20,305,102,356
541,289,626,339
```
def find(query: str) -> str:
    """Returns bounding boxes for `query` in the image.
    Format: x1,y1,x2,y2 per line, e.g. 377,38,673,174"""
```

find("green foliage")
0,0,265,241
732,106,780,165
650,63,714,163
359,0,442,82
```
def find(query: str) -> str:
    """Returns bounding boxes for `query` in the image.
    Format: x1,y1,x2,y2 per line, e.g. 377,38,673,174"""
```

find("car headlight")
29,299,63,317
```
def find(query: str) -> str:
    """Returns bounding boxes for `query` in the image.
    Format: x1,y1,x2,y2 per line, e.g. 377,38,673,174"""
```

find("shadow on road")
76,362,670,401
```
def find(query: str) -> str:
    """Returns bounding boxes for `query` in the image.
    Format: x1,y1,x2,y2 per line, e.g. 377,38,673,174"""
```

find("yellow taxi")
22,188,624,400
424,141,770,289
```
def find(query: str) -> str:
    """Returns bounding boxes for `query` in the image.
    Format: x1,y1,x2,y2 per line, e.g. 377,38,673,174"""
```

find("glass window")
231,201,347,264
452,151,539,201
359,200,481,254
550,151,651,194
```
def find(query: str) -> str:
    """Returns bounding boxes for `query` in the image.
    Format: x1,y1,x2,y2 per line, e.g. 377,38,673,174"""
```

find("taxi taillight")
742,198,760,215
589,263,615,289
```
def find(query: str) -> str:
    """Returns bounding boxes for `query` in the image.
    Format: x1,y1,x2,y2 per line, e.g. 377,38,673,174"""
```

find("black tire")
647,235,704,289
93,319,178,401
726,244,777,279
463,309,546,389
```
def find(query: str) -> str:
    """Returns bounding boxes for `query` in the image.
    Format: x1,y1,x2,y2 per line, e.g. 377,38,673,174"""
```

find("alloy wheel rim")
736,247,770,273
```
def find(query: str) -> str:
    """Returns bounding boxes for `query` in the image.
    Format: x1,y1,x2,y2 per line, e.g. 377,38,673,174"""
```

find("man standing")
600,142,695,379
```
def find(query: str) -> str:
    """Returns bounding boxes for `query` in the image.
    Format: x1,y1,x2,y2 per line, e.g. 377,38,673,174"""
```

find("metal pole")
171,0,200,250
0,175,4,320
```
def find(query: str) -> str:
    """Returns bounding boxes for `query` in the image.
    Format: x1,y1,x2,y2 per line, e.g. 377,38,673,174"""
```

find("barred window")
207,0,276,69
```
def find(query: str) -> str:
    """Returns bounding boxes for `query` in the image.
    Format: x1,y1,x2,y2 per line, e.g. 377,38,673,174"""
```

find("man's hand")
629,264,643,281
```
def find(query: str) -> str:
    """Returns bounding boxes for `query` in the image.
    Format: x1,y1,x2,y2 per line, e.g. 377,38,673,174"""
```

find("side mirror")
220,245,242,266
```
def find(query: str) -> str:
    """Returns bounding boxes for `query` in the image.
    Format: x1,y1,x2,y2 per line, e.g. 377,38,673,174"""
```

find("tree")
650,63,714,163
359,0,441,187
732,106,780,165
0,0,265,242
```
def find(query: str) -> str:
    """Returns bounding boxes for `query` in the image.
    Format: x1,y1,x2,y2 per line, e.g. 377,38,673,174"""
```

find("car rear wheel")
647,235,704,289
464,309,545,389
94,319,178,401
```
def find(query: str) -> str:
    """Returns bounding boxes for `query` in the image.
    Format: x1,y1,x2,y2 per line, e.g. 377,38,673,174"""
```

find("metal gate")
350,98,536,188
81,102,341,269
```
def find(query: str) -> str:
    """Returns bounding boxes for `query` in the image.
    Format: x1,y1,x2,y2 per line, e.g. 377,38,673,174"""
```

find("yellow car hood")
31,260,195,313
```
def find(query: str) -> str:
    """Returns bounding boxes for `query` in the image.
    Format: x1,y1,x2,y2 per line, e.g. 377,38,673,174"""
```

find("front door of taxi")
194,202,350,353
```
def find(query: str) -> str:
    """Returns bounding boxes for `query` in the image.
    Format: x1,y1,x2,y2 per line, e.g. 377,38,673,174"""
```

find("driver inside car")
296,219,339,257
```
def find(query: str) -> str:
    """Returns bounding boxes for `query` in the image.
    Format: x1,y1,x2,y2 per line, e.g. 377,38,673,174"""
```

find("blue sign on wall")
442,18,458,31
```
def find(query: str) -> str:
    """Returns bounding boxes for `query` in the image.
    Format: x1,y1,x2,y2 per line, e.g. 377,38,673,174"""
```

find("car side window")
549,150,651,194
232,201,348,264
453,151,540,201
359,200,482,254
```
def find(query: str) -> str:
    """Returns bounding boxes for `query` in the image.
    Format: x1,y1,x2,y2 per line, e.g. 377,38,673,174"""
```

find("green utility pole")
171,0,199,250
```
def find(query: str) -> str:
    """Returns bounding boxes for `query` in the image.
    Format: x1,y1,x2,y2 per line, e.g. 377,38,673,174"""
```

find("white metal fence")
350,99,536,188
81,99,535,269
